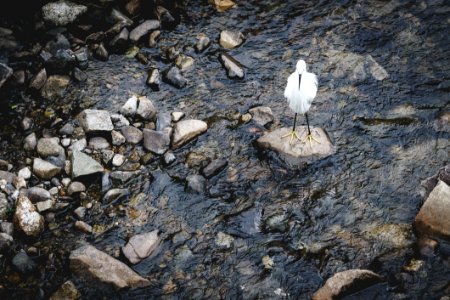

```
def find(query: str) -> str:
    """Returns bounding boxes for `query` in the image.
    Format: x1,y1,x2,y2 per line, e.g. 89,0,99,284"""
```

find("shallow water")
1,0,450,299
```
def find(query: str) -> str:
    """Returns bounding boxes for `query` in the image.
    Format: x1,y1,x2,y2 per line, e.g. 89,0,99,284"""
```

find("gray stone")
143,129,170,154
0,63,12,89
120,95,138,117
122,230,160,264
219,30,244,49
129,20,160,43
0,222,13,236
112,130,126,146
36,199,54,212
33,158,62,179
24,132,37,151
0,160,8,171
112,154,125,167
195,33,211,52
61,138,71,147
18,167,31,180
137,96,157,121
172,119,208,149
312,269,383,300
121,126,143,144
110,171,138,183
79,110,114,133
415,180,450,240
164,66,187,88
37,137,63,157
14,195,44,236
0,232,13,251
186,174,206,193
21,117,33,131
110,114,130,128
49,280,81,300
42,1,87,26
111,8,133,26
27,187,51,202
201,159,228,178
69,138,87,152
68,181,86,195
71,151,104,178
69,245,150,290
171,112,184,122
12,251,37,274
110,28,129,49
102,150,114,165
256,127,336,167
29,68,47,90
220,53,244,79
156,112,171,131
88,137,110,150
73,67,87,82
249,106,274,126
103,188,129,203
41,75,70,101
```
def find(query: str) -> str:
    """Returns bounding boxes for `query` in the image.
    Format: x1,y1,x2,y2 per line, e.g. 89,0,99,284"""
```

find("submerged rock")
71,151,104,178
215,232,234,248
103,188,129,203
163,66,187,88
249,106,274,126
312,269,383,300
14,195,44,237
219,53,244,79
256,127,336,166
415,180,450,240
219,30,244,49
42,1,87,26
69,245,150,290
130,20,160,43
79,109,114,133
171,119,208,149
122,230,160,264
41,75,70,101
175,54,194,72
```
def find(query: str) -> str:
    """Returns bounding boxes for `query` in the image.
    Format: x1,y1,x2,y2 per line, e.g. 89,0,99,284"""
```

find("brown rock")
49,280,80,300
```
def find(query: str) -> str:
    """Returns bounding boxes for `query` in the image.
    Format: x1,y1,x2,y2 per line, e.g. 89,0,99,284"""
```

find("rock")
69,138,87,152
0,221,13,236
24,132,37,151
68,181,86,195
75,220,92,233
42,1,87,26
95,43,109,61
0,170,16,183
89,137,110,150
186,174,206,193
71,151,104,178
249,106,274,126
69,245,150,289
103,188,129,204
112,130,126,146
110,28,129,50
171,112,184,122
14,195,44,237
37,137,63,157
21,117,33,131
111,8,133,26
172,119,208,149
41,75,70,101
74,48,89,70
148,30,160,47
137,96,157,120
29,68,47,90
256,127,336,166
219,30,244,49
61,138,71,147
122,230,160,264
156,113,171,131
74,207,86,219
195,33,211,52
363,224,413,250
12,251,36,274
146,68,160,90
101,150,114,165
163,152,176,165
0,63,12,89
110,171,138,184
0,196,8,220
27,187,51,202
36,199,54,212
79,109,114,133
215,232,234,248
120,95,138,117
46,33,71,55
155,6,176,28
73,67,87,82
0,232,13,251
415,180,450,239
112,154,125,167
175,54,194,72
163,66,187,88
366,55,389,81
201,159,228,178
111,114,130,128
434,111,450,133
209,0,235,12
312,269,383,300
129,20,160,43
219,53,244,79
46,49,76,74
125,0,141,15
59,123,75,135
121,126,143,144
143,129,170,155
49,280,80,300
33,158,62,179
18,167,31,180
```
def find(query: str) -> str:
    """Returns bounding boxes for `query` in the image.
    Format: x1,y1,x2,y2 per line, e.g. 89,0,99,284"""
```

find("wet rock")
111,114,130,128
155,6,176,28
29,68,47,90
36,199,54,212
110,28,129,50
10,70,25,86
68,181,86,195
129,20,160,43
209,0,235,12
111,8,133,26
171,112,184,122
27,187,51,202
110,171,138,183
415,180,450,239
163,152,176,165
215,232,234,248
172,119,208,149
37,137,63,157
249,106,274,126
263,211,289,233
312,269,383,300
175,54,194,72
41,75,70,101
42,1,87,26
186,174,206,193
12,251,36,274
69,138,87,152
73,67,87,82
70,245,150,290
219,30,244,49
79,109,114,133
46,34,71,55
18,167,31,180
219,53,244,79
71,151,104,178
201,159,228,178
148,30,160,47
0,63,12,89
121,126,143,144
122,230,160,264
103,188,129,204
136,96,157,120
112,130,126,146
49,280,80,300
257,127,336,166
14,195,44,236
33,158,62,179
143,129,170,155
89,137,110,150
195,33,211,52
163,66,187,88
75,220,92,233
24,132,37,151
146,68,160,90
0,232,13,251
46,49,76,74
95,43,109,61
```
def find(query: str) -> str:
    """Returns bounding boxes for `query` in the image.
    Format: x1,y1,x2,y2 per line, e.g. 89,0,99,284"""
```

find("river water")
2,0,450,299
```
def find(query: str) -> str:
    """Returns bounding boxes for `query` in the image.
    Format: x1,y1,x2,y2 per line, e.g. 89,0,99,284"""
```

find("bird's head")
296,60,307,74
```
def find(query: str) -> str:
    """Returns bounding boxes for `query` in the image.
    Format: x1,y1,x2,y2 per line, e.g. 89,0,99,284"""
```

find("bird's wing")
302,72,318,105
284,72,298,100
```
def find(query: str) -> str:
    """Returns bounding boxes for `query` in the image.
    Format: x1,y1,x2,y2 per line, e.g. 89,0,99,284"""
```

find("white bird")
282,59,319,145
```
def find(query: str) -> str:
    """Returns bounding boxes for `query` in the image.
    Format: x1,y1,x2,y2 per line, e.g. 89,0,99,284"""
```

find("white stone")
171,119,208,149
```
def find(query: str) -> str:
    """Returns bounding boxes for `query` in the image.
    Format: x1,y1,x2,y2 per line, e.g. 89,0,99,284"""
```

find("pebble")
220,53,244,79
68,181,86,195
75,220,92,233
112,154,126,167
41,75,70,101
186,174,206,194
89,137,110,150
249,106,274,126
201,159,228,178
37,137,62,157
122,230,160,264
21,117,33,131
18,167,31,180
195,33,211,52
219,30,244,49
112,130,126,146
171,112,184,122
146,68,160,91
36,199,54,212
14,195,44,236
69,138,87,152
24,132,37,151
0,232,13,251
29,68,47,90
49,280,81,300
103,188,129,204
61,138,71,147
12,250,36,274
143,129,170,155
71,151,104,178
74,207,86,219
13,176,27,189
163,152,176,165
171,119,208,149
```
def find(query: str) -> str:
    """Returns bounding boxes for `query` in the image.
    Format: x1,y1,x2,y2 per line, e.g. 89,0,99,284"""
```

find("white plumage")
284,60,318,114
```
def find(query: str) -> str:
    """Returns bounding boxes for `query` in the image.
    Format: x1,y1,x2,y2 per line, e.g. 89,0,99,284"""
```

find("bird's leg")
282,113,300,144
302,113,320,146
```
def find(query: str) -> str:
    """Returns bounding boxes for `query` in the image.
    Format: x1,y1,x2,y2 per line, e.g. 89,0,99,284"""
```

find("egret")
282,59,319,145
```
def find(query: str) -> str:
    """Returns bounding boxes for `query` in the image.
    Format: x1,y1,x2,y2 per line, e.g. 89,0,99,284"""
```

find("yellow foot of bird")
282,131,300,145
302,134,321,146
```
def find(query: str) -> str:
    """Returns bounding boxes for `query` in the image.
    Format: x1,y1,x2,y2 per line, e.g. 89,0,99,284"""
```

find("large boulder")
312,269,383,300
69,245,150,290
256,127,335,167
415,180,450,239
14,195,44,237
42,1,87,26
171,119,208,149
78,109,114,133
71,151,104,178
122,230,160,264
